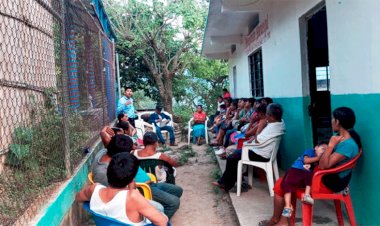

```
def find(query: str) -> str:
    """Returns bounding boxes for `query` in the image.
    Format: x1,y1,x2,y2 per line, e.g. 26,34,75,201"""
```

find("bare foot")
273,216,289,226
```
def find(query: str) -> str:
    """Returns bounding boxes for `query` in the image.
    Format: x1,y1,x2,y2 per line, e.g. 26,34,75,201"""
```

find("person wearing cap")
149,105,177,146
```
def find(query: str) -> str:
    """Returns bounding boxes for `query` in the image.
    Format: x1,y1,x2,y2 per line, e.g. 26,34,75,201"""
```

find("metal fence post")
60,0,72,177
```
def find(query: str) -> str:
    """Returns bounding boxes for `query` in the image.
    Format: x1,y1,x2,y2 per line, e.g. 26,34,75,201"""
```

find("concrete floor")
216,156,349,226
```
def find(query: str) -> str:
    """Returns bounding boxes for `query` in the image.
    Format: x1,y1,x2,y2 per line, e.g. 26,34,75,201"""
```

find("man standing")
149,105,177,146
117,87,137,127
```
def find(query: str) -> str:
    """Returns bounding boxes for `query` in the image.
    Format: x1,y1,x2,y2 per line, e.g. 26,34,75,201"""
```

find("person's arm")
162,113,171,121
100,126,114,147
245,123,258,138
159,154,179,167
130,190,168,226
319,135,346,169
304,155,321,164
128,122,137,136
255,119,267,135
117,97,126,114
75,184,96,202
149,114,160,126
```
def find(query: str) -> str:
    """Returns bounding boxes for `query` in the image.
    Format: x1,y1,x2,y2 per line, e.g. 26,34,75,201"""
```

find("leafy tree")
174,55,228,114
104,0,207,113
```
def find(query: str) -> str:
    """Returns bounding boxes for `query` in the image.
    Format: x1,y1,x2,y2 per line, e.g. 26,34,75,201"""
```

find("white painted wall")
228,0,380,98
326,0,380,94
229,44,251,98
229,0,322,98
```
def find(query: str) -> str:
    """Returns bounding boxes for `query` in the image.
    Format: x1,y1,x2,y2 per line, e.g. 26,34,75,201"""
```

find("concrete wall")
326,0,380,95
229,44,251,98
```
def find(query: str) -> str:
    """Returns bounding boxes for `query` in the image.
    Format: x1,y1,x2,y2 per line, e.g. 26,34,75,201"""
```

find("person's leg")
218,150,242,191
259,194,286,226
155,126,165,144
161,126,175,144
248,151,270,162
155,182,183,198
149,200,165,213
223,128,236,148
150,183,182,219
284,192,292,208
216,129,225,145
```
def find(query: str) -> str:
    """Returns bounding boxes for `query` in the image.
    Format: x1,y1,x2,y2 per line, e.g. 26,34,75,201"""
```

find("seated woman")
216,103,268,156
259,106,361,226
212,103,286,191
192,105,207,145
211,100,238,146
76,152,168,226
118,113,137,137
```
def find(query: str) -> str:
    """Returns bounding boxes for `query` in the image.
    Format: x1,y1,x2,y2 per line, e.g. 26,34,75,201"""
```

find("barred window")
249,49,264,97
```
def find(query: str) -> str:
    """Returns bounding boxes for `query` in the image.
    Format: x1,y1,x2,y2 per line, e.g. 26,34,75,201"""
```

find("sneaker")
302,194,314,205
214,148,225,155
281,207,293,218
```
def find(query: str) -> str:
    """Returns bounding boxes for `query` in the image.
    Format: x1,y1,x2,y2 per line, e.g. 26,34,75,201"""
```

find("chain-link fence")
0,0,116,225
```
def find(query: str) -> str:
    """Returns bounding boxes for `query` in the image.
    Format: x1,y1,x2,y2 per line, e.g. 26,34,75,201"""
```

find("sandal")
281,207,293,218
302,194,314,205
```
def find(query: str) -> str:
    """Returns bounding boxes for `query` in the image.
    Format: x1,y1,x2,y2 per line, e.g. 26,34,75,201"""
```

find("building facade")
203,0,380,224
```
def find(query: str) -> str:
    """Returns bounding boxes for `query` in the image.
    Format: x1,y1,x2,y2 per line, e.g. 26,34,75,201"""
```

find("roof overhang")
202,0,265,59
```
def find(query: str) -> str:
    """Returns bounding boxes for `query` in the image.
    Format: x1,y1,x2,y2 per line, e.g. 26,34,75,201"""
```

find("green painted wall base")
274,96,313,168
275,93,380,226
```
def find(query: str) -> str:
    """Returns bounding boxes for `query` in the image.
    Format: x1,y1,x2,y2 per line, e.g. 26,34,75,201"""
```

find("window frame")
248,48,264,97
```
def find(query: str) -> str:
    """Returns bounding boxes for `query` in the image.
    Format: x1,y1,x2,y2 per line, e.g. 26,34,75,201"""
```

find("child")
281,141,328,217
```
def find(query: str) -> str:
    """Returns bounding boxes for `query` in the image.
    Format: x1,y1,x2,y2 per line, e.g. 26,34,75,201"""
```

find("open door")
305,5,332,145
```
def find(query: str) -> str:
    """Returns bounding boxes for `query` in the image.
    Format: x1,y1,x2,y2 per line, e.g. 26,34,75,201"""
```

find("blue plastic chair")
83,202,153,226
82,202,170,226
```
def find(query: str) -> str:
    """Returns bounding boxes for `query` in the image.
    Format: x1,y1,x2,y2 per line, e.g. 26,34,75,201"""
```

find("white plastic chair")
134,119,155,140
237,135,282,197
187,116,209,145
135,110,173,140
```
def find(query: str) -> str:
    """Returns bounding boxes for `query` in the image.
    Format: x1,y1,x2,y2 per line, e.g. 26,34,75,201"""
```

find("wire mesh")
0,0,116,224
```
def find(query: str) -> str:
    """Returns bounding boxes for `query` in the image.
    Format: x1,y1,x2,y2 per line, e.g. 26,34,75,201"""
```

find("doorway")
303,5,332,145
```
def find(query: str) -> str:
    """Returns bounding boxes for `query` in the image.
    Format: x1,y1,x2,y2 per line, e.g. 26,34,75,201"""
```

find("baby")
280,141,328,218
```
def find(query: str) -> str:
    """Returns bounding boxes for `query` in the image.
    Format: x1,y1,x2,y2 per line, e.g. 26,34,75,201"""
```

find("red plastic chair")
290,149,362,226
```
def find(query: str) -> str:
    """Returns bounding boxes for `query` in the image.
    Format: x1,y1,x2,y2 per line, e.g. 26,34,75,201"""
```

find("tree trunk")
150,72,173,114
161,76,173,114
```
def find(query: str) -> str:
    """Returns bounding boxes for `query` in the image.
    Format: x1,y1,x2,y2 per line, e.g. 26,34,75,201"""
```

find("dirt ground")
170,143,239,226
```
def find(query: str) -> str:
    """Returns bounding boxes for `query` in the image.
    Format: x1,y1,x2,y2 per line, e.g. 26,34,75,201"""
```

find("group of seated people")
208,96,361,225
76,111,184,225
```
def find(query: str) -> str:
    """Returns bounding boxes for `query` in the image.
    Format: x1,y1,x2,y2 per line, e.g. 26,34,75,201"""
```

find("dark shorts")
281,168,313,193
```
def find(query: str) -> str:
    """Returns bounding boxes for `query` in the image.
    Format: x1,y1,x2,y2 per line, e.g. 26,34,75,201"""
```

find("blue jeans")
223,128,237,148
150,183,183,219
155,126,175,144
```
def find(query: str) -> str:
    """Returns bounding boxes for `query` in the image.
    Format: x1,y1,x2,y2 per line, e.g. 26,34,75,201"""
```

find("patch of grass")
212,186,221,194
211,168,221,180
178,147,197,165
205,146,214,155
160,146,172,153
205,146,218,164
